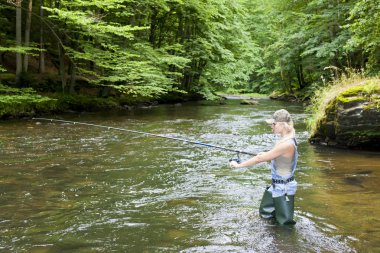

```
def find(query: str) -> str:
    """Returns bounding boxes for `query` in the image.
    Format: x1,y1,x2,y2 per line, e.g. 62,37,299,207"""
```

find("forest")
1,3,380,251
0,0,379,114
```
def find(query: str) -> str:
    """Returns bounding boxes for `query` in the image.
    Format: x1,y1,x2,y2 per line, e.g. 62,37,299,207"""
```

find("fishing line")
32,118,256,158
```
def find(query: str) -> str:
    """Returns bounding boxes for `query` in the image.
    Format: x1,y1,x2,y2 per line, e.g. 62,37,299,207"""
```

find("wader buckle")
272,176,294,184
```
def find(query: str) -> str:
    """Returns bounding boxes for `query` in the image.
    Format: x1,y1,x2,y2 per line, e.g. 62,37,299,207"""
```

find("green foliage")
0,84,57,118
0,95,57,118
0,0,379,109
0,83,36,95
0,46,40,55
41,0,195,97
203,0,261,90
43,6,145,39
345,0,380,73
242,0,371,96
54,94,120,111
89,42,190,98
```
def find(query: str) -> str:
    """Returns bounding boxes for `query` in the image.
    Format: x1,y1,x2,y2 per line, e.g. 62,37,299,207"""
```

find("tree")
244,0,358,94
203,0,261,91
346,0,380,73
42,0,189,96
38,0,45,73
1,0,379,101
23,0,32,72
1,0,38,80
15,0,22,82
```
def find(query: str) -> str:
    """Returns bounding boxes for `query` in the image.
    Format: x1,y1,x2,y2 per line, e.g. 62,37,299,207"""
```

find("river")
0,99,379,252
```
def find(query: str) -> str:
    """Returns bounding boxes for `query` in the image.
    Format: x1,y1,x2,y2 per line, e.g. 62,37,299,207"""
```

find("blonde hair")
277,120,295,138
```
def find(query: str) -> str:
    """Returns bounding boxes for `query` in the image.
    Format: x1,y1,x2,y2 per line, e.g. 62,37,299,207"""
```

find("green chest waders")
259,183,296,225
259,187,275,219
259,139,298,225
273,194,295,225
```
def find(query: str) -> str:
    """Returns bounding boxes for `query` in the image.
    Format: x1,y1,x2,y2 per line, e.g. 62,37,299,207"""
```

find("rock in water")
309,82,380,150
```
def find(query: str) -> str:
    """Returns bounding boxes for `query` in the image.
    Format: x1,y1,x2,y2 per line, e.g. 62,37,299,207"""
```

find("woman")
229,109,298,225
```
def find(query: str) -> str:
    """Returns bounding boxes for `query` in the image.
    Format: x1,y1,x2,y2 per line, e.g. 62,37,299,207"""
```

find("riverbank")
216,92,269,100
307,74,380,150
0,82,273,119
0,83,206,119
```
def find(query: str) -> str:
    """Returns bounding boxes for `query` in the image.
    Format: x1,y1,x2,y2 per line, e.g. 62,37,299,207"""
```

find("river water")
0,99,379,252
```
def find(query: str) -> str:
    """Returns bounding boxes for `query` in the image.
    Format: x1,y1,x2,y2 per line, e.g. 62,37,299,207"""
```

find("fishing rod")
32,118,256,158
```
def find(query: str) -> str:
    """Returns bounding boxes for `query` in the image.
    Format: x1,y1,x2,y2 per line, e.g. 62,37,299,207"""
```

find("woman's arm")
230,142,294,168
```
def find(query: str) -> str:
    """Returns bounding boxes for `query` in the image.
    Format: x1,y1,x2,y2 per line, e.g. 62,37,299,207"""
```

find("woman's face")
271,122,277,132
271,122,283,135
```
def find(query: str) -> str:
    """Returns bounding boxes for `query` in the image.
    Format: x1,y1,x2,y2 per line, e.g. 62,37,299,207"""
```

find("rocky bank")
309,80,380,150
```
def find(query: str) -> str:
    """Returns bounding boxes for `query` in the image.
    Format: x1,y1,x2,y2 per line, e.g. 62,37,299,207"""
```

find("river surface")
0,99,379,252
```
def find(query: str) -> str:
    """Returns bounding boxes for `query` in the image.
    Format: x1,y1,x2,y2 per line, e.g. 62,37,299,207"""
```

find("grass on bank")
306,70,380,135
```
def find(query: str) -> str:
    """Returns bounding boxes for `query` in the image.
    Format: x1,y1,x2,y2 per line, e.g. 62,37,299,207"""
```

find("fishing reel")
229,153,241,164
229,158,241,163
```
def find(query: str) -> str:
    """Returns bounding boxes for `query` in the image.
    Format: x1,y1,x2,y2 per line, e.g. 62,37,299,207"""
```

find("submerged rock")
240,100,258,105
309,81,380,150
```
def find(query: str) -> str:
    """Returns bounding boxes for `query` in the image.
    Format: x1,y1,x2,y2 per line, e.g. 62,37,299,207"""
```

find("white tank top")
274,155,294,177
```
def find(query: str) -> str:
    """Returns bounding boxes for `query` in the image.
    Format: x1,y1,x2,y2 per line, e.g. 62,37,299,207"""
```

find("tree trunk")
68,61,76,94
58,44,67,93
39,0,45,73
23,0,33,72
299,63,306,89
295,63,306,89
157,13,168,48
149,9,157,47
176,11,184,43
194,59,207,85
16,0,23,83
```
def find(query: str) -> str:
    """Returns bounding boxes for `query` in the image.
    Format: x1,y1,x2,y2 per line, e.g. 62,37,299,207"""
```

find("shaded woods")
0,0,379,112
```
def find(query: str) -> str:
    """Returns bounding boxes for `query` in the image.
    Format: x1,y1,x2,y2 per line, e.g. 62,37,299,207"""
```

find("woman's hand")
229,160,240,168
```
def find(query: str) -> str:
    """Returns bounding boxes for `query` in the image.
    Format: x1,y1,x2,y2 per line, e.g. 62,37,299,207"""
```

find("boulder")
309,82,380,150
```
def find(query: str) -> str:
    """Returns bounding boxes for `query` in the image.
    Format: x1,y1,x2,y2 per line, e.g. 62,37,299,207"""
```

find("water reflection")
297,145,380,252
0,100,378,252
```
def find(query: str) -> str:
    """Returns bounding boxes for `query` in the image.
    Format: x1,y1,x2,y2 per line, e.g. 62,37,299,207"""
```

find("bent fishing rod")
32,118,256,158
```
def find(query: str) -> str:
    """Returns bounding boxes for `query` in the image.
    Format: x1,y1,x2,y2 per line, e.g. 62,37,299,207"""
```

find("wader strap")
272,176,294,184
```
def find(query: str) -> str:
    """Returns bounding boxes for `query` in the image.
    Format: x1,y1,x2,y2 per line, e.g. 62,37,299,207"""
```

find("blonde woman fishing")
230,109,298,225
